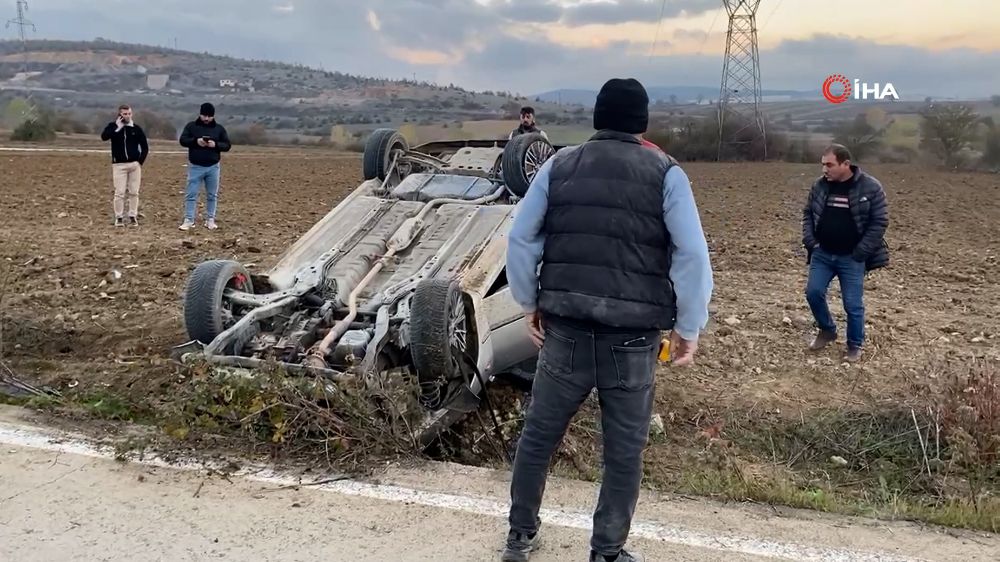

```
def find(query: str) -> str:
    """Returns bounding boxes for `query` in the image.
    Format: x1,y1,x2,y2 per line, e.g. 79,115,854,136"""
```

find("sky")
7,0,1000,99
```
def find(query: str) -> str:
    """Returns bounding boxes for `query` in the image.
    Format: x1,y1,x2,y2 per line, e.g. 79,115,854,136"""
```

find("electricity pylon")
717,0,766,161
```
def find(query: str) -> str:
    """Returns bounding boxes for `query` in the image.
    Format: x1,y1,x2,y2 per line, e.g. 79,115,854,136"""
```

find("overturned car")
177,128,558,443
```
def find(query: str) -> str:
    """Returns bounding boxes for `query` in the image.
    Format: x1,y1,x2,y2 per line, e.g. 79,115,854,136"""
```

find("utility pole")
717,0,767,161
6,0,36,74
6,0,38,124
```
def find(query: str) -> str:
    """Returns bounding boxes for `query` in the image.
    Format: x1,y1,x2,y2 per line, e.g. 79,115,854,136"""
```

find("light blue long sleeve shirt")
505,152,714,340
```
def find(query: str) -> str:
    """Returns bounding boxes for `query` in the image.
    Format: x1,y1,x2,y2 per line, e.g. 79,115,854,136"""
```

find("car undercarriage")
174,128,558,444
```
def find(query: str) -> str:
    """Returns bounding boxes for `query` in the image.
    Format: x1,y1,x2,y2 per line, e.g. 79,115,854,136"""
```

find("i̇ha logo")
822,74,899,104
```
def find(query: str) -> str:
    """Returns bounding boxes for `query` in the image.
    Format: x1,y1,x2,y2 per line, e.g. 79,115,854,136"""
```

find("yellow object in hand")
658,338,670,362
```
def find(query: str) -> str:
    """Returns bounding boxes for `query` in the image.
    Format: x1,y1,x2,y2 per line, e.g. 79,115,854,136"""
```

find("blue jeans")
184,163,220,221
806,247,866,348
508,315,658,556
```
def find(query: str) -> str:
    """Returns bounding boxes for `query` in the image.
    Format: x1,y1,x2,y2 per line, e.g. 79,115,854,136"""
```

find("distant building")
147,74,170,90
219,78,254,92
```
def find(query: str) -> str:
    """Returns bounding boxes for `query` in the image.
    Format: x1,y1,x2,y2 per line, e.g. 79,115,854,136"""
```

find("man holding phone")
178,102,232,231
100,104,149,227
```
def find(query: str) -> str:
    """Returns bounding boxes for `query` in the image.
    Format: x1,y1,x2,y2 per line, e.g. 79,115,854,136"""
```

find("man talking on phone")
178,102,232,231
500,78,713,562
100,104,149,227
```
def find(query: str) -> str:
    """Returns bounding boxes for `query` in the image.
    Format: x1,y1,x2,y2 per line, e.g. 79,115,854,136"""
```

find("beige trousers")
112,162,142,218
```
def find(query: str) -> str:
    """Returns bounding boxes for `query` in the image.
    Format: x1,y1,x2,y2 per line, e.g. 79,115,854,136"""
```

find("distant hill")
0,39,592,141
534,86,817,106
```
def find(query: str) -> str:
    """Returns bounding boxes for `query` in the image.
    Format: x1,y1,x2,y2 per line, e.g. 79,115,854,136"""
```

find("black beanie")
593,78,649,134
200,102,215,116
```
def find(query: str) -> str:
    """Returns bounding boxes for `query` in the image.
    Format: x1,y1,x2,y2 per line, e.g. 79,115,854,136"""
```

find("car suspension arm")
306,183,508,368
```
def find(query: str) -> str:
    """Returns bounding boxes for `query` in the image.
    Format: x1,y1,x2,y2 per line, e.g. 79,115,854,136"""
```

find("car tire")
501,132,555,197
409,278,475,410
362,128,408,181
183,259,254,345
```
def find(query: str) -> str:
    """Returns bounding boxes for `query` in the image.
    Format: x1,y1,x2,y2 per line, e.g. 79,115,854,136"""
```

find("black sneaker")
501,530,540,562
808,329,837,351
591,550,645,562
113,216,124,228
127,216,139,227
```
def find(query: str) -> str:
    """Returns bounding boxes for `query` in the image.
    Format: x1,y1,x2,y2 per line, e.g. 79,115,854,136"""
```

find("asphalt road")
0,407,996,562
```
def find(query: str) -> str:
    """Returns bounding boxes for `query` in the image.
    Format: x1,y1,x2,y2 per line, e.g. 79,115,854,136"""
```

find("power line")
647,0,669,61
6,0,39,124
6,0,36,74
697,7,723,57
6,0,35,42
717,0,767,161
758,0,785,31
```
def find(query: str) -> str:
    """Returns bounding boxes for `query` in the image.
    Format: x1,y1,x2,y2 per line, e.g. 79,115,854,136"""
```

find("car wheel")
183,259,254,346
409,278,476,410
501,132,555,197
362,128,409,182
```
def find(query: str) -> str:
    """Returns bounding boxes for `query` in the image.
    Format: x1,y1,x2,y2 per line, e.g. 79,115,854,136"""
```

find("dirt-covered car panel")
178,129,555,443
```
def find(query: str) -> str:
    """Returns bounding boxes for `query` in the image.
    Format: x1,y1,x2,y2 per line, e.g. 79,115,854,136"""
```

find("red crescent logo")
822,74,852,104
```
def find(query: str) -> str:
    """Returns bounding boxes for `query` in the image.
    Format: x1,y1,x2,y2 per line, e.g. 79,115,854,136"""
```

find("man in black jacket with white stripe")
802,144,889,362
100,104,149,227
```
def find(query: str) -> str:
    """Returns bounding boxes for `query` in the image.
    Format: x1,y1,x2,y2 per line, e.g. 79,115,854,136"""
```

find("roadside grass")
3,348,997,534
685,355,1000,533
453,354,1000,534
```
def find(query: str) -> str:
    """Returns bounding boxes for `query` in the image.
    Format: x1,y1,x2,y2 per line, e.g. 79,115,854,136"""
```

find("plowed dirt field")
2,146,998,495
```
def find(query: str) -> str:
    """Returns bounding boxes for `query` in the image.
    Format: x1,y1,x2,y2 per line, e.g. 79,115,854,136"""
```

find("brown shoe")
808,330,837,351
844,347,863,362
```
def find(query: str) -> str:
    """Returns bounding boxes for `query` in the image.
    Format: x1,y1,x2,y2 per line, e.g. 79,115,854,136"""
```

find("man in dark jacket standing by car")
100,104,149,227
508,106,548,140
178,102,231,231
501,78,713,562
802,143,889,362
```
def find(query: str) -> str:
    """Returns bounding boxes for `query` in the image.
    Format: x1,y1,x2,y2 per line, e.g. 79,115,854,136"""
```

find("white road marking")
0,146,357,158
0,421,921,562
0,147,185,154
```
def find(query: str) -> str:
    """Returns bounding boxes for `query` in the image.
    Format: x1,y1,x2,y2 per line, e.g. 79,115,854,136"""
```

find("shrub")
919,103,980,169
832,113,887,162
11,118,56,142
228,123,270,145
936,357,1000,498
980,126,1000,171
644,111,789,162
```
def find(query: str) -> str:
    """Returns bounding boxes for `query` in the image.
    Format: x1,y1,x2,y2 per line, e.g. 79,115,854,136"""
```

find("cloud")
367,10,382,31
454,31,1000,99
273,3,294,13
559,0,718,26
385,46,454,65
673,28,708,42
488,0,563,22
12,0,1000,98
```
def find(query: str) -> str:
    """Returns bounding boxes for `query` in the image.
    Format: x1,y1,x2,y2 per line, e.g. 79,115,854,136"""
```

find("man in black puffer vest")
501,78,714,562
802,143,889,362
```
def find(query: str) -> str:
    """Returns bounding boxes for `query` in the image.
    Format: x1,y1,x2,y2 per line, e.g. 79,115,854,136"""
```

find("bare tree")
919,103,980,169
833,113,887,162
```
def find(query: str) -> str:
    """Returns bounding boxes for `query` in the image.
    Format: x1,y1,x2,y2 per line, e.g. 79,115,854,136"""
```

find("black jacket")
178,119,232,166
802,164,890,271
537,130,677,330
509,124,548,140
100,122,149,165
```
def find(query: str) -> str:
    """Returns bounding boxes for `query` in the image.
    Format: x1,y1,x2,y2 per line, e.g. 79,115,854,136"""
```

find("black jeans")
508,315,658,555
